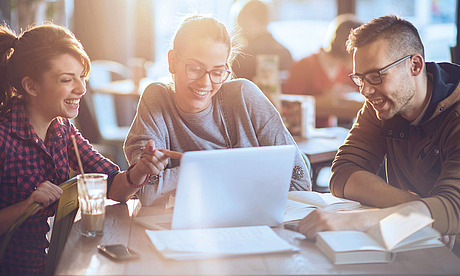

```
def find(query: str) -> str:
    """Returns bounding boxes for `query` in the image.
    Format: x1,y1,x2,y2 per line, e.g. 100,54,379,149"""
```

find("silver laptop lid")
172,145,296,229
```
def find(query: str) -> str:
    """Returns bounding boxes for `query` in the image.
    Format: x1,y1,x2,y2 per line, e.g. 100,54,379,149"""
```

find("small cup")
77,173,107,237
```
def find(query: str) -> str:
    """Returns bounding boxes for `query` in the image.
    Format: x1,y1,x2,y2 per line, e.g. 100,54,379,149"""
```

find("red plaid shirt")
0,98,119,275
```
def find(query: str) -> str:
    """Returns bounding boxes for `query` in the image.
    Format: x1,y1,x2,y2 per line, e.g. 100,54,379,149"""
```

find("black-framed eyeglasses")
174,52,231,84
349,55,412,87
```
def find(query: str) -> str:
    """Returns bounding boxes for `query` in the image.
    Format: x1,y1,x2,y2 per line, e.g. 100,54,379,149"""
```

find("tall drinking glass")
77,173,107,237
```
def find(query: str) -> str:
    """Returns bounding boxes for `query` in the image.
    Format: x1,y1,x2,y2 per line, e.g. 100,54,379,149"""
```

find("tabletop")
295,127,349,165
55,197,460,275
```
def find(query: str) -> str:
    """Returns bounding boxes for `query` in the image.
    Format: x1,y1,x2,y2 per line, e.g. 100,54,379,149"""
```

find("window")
269,0,456,62
355,0,457,62
149,0,457,80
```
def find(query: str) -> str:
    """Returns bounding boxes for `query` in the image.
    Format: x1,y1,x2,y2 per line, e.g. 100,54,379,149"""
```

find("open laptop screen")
172,145,296,229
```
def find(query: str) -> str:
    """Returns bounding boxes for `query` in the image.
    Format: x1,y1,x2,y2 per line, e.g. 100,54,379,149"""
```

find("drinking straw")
71,135,90,200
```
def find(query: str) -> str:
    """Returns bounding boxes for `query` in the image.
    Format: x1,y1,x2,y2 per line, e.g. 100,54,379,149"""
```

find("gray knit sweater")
124,78,311,206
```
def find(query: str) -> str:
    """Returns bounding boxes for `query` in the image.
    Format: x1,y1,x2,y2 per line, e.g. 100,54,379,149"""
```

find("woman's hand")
136,140,169,176
107,140,172,202
0,181,62,234
27,181,63,208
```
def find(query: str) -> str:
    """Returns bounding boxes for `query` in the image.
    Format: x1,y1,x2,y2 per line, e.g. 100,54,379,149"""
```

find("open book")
145,225,299,260
284,191,362,222
315,206,444,264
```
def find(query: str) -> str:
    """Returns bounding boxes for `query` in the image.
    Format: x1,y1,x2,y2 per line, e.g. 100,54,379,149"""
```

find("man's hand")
295,209,372,239
295,201,433,239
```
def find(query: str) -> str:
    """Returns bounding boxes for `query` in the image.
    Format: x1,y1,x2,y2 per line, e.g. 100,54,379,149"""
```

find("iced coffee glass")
77,173,107,237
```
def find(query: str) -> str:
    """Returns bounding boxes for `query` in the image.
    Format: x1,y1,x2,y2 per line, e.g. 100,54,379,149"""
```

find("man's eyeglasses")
174,52,231,84
349,55,412,87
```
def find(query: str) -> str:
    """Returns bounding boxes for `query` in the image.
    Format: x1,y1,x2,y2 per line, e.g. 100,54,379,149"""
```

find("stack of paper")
146,225,298,260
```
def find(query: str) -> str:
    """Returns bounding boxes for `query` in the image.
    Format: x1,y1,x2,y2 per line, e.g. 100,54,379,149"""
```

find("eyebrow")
58,71,85,77
59,73,75,77
359,68,381,75
185,58,227,69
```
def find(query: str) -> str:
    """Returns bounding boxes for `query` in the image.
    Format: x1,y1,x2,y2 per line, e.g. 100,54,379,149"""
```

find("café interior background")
1,0,457,82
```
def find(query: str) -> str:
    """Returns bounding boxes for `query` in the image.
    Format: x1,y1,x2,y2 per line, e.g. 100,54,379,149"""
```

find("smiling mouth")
369,98,385,106
192,89,210,97
64,99,80,105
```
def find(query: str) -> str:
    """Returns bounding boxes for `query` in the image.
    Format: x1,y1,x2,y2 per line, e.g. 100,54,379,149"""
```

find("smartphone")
97,244,139,261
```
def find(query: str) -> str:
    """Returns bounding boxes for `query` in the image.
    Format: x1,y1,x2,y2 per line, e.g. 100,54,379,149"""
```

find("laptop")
171,145,296,229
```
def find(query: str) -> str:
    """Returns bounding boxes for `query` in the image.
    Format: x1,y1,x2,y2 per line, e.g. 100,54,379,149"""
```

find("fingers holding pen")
138,140,169,174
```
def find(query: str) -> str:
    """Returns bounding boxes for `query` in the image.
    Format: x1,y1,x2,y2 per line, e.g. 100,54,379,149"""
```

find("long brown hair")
0,23,91,116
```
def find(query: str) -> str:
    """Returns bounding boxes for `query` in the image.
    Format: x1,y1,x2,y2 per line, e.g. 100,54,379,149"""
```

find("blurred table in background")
315,92,365,128
94,78,153,96
92,78,154,127
295,127,349,192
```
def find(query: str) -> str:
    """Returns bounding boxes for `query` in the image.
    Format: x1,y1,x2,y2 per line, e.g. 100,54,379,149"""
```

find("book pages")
366,206,435,250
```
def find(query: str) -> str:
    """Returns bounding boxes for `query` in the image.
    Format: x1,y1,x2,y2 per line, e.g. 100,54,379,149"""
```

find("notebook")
171,145,296,229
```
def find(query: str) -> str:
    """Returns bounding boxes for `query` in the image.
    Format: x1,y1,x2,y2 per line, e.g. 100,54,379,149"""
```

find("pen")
283,223,297,231
158,149,183,160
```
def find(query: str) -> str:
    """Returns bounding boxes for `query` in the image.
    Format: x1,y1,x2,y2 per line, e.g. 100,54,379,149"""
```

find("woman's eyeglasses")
174,52,231,84
349,55,412,87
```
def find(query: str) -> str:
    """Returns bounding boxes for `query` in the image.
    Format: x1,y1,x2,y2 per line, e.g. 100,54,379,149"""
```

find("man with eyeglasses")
296,15,460,246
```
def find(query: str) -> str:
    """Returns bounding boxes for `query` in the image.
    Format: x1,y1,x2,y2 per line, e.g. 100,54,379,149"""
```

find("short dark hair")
325,14,362,59
237,0,269,31
346,15,424,59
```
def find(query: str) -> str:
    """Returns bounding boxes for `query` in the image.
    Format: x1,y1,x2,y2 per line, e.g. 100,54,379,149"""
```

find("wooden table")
295,127,350,191
55,198,460,275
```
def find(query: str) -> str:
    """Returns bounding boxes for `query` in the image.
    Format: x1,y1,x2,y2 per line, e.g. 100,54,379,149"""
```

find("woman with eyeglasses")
124,15,311,206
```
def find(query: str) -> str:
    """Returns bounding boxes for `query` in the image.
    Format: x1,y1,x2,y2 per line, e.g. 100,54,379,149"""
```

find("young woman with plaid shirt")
0,23,168,275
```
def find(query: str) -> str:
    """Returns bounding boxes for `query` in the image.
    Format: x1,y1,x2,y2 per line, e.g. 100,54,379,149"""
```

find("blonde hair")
171,14,242,65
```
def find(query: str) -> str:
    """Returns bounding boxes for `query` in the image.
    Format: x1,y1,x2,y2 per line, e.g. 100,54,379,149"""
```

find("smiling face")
26,53,87,122
169,38,229,113
353,39,416,121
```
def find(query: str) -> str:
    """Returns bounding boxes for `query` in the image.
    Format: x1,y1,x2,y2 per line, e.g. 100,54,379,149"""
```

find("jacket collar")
381,62,460,139
422,62,460,122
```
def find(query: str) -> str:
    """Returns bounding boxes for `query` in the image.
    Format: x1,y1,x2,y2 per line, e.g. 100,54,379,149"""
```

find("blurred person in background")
283,14,362,128
232,0,293,81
